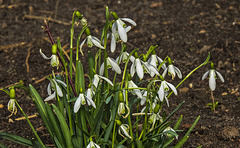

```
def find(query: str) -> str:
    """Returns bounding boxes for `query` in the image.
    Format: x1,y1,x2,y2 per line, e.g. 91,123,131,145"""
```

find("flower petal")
125,26,131,32
112,22,117,33
157,56,167,69
166,81,178,95
100,63,105,76
121,18,137,26
74,96,81,113
44,92,56,101
136,59,144,79
117,20,127,42
202,70,210,80
53,79,63,97
108,58,121,74
79,38,86,55
97,75,114,86
92,36,105,49
162,68,168,78
55,79,67,88
158,84,164,101
216,71,225,82
174,66,182,79
47,83,51,96
209,70,216,91
39,49,51,59
111,33,116,52
130,62,136,78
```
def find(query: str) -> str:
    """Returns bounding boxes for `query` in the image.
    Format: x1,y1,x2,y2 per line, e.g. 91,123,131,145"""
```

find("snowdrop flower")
147,51,166,77
162,57,182,80
116,120,133,140
92,74,113,88
117,91,130,118
75,11,88,26
85,87,96,108
8,99,16,114
112,12,136,43
158,76,177,107
44,78,66,101
130,53,149,80
100,57,121,75
86,141,100,148
148,104,163,131
128,80,143,99
163,127,178,139
142,54,160,77
45,79,66,101
116,46,135,63
39,44,59,68
80,28,104,55
74,91,86,113
202,63,224,91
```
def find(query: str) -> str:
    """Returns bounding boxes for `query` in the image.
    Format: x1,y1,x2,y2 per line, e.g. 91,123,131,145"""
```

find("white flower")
74,93,86,113
163,127,178,139
143,61,160,77
39,49,59,68
119,124,133,140
158,80,177,107
80,34,104,55
116,51,135,64
147,54,166,77
45,79,66,101
112,14,136,43
92,74,114,88
100,57,121,75
128,80,143,99
85,88,96,108
8,99,17,114
118,102,130,118
202,69,224,91
162,64,182,80
148,113,163,131
130,58,151,80
86,141,100,148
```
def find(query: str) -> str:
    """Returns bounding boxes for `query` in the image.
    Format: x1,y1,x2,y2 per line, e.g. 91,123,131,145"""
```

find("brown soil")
0,0,240,147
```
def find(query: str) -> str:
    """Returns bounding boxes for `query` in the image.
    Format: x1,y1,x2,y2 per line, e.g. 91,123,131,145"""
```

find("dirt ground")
0,0,240,147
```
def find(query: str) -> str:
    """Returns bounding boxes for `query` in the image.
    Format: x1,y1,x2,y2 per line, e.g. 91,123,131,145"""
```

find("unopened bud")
9,88,15,99
52,44,57,55
75,11,83,19
112,12,119,20
119,91,124,102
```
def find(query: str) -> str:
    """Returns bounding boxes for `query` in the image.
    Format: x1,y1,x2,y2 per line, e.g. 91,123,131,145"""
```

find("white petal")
53,79,63,97
149,65,160,77
141,61,150,74
157,56,167,69
117,20,127,42
202,70,210,80
165,96,169,107
136,59,144,79
74,96,81,113
39,49,51,59
92,37,105,49
209,70,216,91
111,34,116,52
174,66,182,79
44,92,56,101
158,84,164,101
166,82,178,95
112,22,117,33
125,26,131,32
130,62,136,78
108,58,121,74
55,79,67,88
162,68,168,78
168,65,176,79
86,95,96,108
216,71,225,82
100,63,105,76
47,83,51,96
80,38,86,53
97,75,114,86
121,18,137,26
92,74,100,88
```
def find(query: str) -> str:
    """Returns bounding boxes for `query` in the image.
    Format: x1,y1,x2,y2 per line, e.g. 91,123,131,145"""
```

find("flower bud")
75,11,83,19
210,62,214,69
9,88,15,99
134,52,139,58
112,12,119,20
85,28,91,36
52,44,57,55
167,57,172,65
152,49,156,54
154,104,160,114
115,120,122,126
118,91,124,102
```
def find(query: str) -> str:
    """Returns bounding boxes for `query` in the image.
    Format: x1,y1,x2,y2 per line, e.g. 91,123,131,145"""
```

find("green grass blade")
0,132,33,147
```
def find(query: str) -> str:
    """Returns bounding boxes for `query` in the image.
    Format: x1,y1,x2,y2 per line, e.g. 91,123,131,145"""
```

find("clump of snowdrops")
0,6,224,148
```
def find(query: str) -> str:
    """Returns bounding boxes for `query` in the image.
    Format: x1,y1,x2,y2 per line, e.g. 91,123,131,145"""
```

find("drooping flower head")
8,88,17,115
202,62,224,91
162,57,182,80
44,78,66,101
39,44,59,68
116,120,133,140
100,57,121,75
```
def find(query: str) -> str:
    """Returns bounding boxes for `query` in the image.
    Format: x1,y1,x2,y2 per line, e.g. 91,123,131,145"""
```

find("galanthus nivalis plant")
1,6,221,148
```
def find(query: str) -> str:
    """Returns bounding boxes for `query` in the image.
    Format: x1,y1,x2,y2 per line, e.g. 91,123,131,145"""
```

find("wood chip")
221,92,228,96
0,104,4,108
199,29,206,34
179,87,189,93
150,2,162,8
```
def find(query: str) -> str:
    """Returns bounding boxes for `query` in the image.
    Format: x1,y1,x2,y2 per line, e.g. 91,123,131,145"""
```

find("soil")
0,0,240,147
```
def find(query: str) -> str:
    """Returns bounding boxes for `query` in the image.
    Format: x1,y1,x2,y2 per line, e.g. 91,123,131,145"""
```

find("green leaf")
173,115,183,130
0,142,6,148
0,132,33,147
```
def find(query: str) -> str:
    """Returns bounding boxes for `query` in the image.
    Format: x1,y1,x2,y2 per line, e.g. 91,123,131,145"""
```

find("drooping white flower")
130,57,151,80
118,124,133,140
45,79,66,101
158,80,177,107
116,51,135,64
118,102,130,118
162,64,182,80
86,141,100,148
147,54,166,77
74,93,86,113
163,127,178,139
40,49,59,68
92,74,114,88
100,57,121,75
85,88,96,108
112,12,136,43
202,69,224,91
8,99,17,114
128,80,143,99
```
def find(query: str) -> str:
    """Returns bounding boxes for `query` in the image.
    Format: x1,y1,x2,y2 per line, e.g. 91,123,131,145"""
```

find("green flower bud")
52,44,57,55
128,74,131,81
152,49,156,55
85,28,91,36
9,88,15,99
167,57,172,65
122,44,127,52
119,91,124,102
80,87,83,93
154,104,160,114
142,54,147,62
134,52,139,58
112,12,119,20
115,120,122,126
75,11,83,19
210,62,214,69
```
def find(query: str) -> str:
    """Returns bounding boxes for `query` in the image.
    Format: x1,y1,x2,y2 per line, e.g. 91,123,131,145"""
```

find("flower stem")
211,90,216,112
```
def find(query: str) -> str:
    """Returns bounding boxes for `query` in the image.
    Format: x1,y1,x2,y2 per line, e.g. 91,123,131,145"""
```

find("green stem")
15,100,45,147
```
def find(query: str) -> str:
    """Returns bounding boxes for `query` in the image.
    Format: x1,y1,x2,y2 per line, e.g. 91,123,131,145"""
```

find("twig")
24,14,71,26
15,114,38,121
0,82,20,90
54,0,60,19
0,42,27,51
25,46,32,73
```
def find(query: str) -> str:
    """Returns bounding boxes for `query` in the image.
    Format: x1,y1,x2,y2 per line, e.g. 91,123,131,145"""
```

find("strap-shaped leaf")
0,132,33,147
